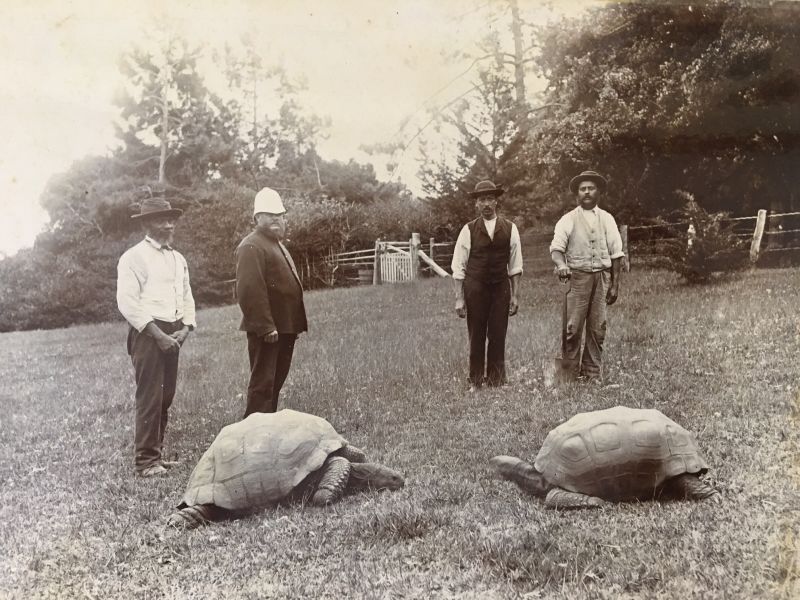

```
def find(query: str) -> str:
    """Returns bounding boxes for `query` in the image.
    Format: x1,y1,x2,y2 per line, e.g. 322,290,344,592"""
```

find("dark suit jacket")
235,230,308,336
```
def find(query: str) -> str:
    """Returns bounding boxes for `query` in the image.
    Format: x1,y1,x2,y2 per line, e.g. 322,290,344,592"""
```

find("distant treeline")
1,1,798,331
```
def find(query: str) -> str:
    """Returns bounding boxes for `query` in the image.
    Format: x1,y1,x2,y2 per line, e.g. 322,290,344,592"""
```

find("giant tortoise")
491,405,719,508
168,409,404,528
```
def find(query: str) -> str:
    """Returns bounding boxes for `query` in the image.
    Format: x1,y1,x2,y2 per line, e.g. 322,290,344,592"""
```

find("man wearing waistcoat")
236,187,307,417
117,198,196,478
451,180,523,390
550,170,624,381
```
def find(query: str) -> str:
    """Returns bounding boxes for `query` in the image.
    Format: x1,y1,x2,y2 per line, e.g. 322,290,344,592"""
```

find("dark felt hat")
468,180,505,198
131,198,183,220
569,170,607,194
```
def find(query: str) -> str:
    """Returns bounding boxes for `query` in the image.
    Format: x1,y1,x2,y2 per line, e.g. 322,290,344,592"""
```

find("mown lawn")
1,267,798,599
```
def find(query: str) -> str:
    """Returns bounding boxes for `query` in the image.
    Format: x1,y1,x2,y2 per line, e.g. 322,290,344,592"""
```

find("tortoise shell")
181,409,349,510
534,406,709,500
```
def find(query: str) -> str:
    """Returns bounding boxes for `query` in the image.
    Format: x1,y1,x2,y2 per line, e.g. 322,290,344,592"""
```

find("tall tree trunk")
251,63,258,141
159,65,170,184
509,0,526,111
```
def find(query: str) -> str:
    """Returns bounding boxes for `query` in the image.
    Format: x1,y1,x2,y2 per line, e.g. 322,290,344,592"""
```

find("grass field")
1,267,798,599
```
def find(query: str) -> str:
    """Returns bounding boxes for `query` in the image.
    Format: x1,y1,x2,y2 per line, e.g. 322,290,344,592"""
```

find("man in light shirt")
451,180,522,390
117,198,196,478
550,170,624,382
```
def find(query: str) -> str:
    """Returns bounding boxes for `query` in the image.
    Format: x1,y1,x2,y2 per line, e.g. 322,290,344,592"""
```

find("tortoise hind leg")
545,488,607,509
668,474,719,501
166,504,218,529
311,456,351,506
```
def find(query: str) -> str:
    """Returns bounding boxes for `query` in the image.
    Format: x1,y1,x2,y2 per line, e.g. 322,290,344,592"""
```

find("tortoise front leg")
311,456,351,506
167,504,218,529
545,487,607,509
338,445,367,463
668,474,719,501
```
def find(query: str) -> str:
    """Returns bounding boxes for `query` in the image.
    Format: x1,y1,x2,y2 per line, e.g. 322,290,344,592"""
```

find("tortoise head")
490,455,550,498
348,462,405,492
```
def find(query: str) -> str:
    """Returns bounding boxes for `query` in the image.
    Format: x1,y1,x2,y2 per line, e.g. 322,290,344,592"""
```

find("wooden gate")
325,233,450,286
379,243,412,283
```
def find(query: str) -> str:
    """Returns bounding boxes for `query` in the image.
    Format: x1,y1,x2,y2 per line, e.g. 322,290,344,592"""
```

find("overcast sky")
0,0,592,257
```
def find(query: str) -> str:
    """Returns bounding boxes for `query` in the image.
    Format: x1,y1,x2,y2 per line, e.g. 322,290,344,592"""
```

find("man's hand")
556,266,571,283
606,283,619,305
170,327,191,347
509,296,519,316
263,330,279,343
155,332,181,354
455,298,467,319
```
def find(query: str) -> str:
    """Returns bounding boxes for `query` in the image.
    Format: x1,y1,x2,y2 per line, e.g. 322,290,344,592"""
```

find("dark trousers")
464,277,510,387
245,333,297,417
127,319,182,471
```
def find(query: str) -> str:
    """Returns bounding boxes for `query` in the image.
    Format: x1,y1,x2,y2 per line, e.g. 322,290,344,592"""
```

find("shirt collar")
482,216,498,224
578,205,599,216
144,235,172,251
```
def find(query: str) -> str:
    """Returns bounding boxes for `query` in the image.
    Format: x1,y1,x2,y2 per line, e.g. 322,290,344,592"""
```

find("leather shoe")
137,464,167,478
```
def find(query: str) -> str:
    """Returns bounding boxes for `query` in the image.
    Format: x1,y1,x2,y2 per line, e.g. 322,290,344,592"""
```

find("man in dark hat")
116,198,196,478
549,170,624,382
451,180,523,390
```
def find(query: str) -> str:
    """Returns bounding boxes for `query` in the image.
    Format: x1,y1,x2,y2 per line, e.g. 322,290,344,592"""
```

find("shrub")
661,191,749,284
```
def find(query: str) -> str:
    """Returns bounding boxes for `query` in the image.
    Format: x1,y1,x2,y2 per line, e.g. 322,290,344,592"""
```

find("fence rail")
313,208,800,288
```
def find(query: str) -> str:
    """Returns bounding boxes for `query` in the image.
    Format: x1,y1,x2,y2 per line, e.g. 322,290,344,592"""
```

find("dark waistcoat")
465,217,512,284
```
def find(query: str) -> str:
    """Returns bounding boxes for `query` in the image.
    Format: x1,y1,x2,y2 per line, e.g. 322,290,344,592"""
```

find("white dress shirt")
450,217,523,280
116,236,197,332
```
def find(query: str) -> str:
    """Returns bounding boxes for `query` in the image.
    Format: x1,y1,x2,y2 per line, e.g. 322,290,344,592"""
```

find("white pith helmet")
253,187,286,220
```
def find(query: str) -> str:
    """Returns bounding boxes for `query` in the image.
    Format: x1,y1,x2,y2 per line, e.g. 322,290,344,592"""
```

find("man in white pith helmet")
235,188,307,417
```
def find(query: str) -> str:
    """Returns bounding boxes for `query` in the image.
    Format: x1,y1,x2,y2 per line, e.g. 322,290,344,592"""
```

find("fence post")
409,233,421,280
750,209,767,264
619,225,630,272
372,240,382,285
429,237,435,264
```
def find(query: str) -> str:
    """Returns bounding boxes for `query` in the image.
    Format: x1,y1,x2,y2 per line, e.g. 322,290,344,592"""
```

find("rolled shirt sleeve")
604,213,625,259
450,225,471,280
508,223,523,277
549,213,572,255
116,253,153,332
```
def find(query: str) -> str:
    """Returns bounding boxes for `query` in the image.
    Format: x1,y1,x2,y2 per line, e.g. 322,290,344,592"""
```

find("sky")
0,0,592,257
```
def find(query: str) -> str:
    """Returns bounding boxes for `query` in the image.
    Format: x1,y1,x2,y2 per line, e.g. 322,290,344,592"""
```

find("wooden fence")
317,208,800,287
625,209,800,269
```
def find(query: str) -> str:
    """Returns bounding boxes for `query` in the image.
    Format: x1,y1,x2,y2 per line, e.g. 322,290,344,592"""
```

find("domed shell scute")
534,406,709,500
181,410,348,510
557,433,591,462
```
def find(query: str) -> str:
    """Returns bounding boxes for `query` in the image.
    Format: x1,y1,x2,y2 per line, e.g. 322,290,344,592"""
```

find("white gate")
380,249,412,283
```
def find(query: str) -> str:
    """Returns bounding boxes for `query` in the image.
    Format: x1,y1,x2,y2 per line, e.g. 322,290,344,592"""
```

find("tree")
527,1,800,223
115,35,238,188
420,59,532,231
1,30,421,330
414,1,551,231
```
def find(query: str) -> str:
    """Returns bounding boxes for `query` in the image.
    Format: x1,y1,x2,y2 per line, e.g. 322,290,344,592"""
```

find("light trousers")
565,270,610,378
